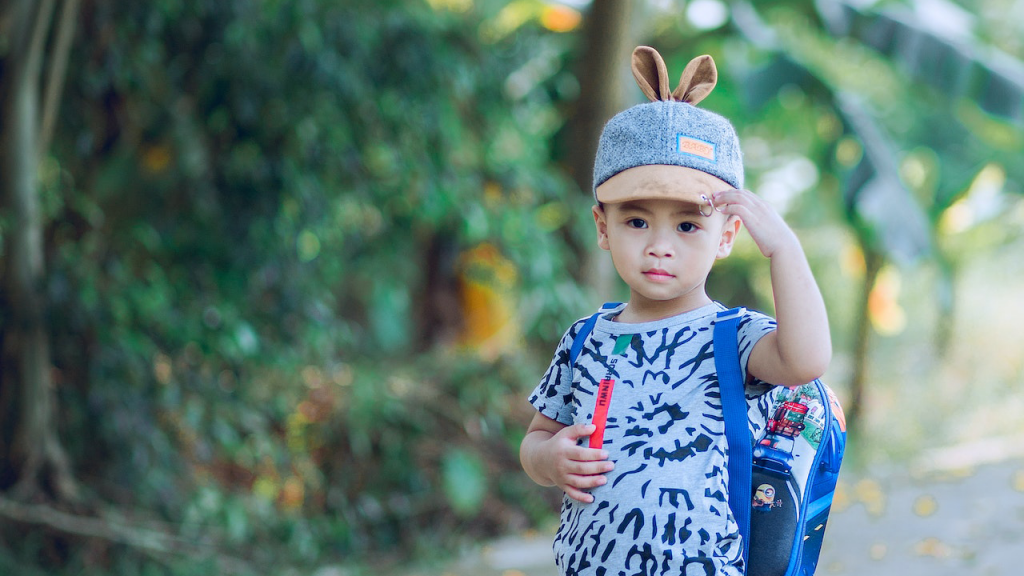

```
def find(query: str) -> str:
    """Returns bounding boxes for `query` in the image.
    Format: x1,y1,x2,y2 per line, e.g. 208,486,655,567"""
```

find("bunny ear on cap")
672,54,717,104
631,46,718,104
631,46,672,101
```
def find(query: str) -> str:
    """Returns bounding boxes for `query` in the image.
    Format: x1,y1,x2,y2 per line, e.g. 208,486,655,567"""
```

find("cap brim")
595,164,734,205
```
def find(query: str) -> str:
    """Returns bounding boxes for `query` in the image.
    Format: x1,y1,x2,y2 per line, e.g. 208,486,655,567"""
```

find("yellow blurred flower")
912,494,938,517
913,537,953,558
458,243,521,359
839,244,866,279
540,4,581,32
279,476,305,511
854,478,886,517
142,144,172,173
867,265,906,336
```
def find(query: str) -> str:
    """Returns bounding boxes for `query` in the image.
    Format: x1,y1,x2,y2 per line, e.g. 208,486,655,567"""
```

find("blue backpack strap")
569,302,621,364
713,307,752,568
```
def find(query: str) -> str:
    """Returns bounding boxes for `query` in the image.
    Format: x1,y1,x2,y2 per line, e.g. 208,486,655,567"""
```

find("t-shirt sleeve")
737,309,778,388
527,318,588,426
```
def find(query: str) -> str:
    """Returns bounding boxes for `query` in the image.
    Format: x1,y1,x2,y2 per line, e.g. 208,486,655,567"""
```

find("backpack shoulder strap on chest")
569,302,622,364
713,306,752,567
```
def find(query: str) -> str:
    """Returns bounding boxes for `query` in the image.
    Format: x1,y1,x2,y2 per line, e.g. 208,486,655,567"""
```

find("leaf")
224,497,250,543
441,448,486,517
834,94,933,262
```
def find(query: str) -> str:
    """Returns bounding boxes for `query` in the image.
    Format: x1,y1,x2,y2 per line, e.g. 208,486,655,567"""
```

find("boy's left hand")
712,189,799,259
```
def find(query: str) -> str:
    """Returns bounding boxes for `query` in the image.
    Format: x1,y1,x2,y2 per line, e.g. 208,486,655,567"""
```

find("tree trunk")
845,245,884,434
567,0,635,195
0,0,77,502
567,0,635,297
932,254,956,355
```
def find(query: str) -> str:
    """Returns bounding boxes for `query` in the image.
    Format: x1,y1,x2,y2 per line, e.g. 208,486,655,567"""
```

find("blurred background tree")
1,0,81,505
0,0,1021,574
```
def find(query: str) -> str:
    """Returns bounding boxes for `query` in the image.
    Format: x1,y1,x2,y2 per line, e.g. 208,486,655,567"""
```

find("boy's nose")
647,233,675,258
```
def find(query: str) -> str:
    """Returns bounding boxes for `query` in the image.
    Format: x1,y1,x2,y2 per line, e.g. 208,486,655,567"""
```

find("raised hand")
712,189,800,259
712,188,832,386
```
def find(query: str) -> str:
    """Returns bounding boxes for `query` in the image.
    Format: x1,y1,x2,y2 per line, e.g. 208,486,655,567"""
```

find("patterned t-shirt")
528,302,777,576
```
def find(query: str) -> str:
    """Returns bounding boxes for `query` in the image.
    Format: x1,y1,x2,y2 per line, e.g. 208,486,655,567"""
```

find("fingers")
712,188,756,203
568,444,609,463
563,455,615,475
558,424,612,461
712,189,799,259
711,188,744,206
553,449,613,488
561,466,612,503
560,422,598,442
712,189,763,215
713,190,785,226
553,429,615,502
537,422,620,503
564,486,598,503
568,469,610,489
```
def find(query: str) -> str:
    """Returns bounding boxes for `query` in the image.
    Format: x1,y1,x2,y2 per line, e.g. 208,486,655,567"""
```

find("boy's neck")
614,292,715,324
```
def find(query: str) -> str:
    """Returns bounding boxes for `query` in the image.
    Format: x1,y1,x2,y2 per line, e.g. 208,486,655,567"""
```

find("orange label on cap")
677,135,716,162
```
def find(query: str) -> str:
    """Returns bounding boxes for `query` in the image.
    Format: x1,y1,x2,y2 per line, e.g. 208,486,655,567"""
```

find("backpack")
569,304,847,576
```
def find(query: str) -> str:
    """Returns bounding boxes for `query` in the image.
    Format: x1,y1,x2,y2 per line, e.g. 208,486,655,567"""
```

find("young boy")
519,47,831,576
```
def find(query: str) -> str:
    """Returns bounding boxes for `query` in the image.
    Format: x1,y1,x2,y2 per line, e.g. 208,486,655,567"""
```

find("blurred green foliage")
12,0,588,572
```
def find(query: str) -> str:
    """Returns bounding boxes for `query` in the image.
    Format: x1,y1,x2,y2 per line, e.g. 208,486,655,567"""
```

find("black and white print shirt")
529,302,777,576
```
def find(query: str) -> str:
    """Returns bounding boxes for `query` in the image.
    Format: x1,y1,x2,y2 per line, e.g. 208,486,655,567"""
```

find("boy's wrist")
523,429,558,483
762,228,802,260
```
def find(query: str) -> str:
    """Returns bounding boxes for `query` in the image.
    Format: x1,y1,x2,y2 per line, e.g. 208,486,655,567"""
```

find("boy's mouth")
643,268,675,280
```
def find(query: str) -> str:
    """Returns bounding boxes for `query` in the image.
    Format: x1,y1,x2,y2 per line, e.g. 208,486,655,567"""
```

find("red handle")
589,378,616,449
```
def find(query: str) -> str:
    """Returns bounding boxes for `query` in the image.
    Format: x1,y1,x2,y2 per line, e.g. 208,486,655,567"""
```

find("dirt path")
413,439,1024,576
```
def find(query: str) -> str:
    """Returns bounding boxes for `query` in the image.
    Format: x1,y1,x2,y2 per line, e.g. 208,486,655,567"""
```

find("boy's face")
593,197,740,317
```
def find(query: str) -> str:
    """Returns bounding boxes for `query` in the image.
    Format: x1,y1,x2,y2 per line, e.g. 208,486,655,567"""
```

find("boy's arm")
520,411,614,504
713,189,832,386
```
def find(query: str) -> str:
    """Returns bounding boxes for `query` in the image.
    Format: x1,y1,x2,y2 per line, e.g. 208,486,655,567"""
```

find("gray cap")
593,48,744,205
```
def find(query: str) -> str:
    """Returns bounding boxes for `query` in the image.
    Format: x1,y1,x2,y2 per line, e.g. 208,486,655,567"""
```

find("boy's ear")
716,215,742,259
592,205,610,251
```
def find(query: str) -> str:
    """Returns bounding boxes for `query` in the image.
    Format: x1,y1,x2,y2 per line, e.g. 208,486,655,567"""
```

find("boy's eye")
678,222,697,232
627,218,647,229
